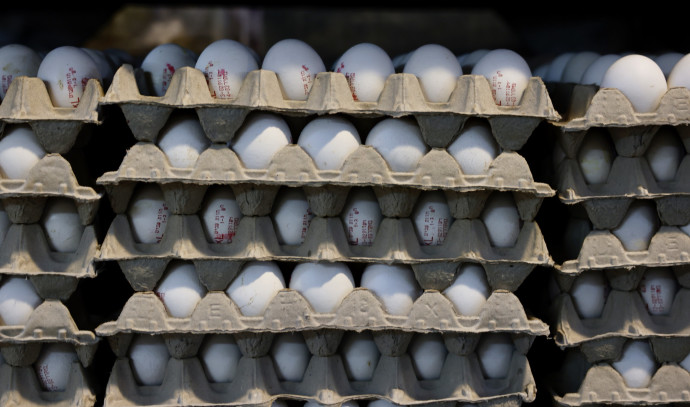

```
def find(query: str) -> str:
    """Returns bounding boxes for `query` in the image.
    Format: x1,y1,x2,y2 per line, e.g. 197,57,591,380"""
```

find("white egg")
580,54,620,85
289,262,355,313
368,401,405,407
480,192,521,248
103,47,135,68
270,333,311,382
199,334,242,383
230,112,292,169
0,276,42,325
333,42,395,102
226,261,285,316
570,271,608,319
340,188,382,246
577,128,614,185
654,52,684,79
40,198,84,253
403,44,462,103
544,52,575,82
339,330,380,381
140,43,196,96
261,38,326,101
562,217,593,260
476,333,514,379
645,127,685,182
561,51,600,84
0,125,47,179
532,63,549,79
667,53,690,90
0,44,42,100
612,341,656,388
81,48,114,85
34,342,78,392
0,202,10,248
36,45,101,108
297,115,361,170
129,334,170,386
365,117,429,172
155,261,206,318
156,113,210,168
600,54,668,113
195,39,258,99
471,48,532,106
200,187,243,244
127,184,170,244
680,351,690,373
442,263,490,316
447,119,500,175
681,222,690,238
272,187,314,245
360,263,421,316
638,267,678,316
408,333,447,380
459,48,490,72
411,190,453,246
611,201,659,251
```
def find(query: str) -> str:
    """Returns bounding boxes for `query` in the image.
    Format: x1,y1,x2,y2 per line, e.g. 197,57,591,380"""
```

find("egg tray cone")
101,64,560,151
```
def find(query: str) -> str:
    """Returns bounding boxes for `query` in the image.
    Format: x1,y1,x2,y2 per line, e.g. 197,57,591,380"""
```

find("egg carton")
97,142,553,218
0,76,103,155
101,64,560,151
98,215,552,291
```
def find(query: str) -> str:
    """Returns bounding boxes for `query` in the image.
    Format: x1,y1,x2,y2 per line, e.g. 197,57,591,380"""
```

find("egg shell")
0,44,42,100
272,187,314,245
36,45,101,107
225,261,285,316
459,48,490,72
297,116,361,170
638,267,678,316
600,54,668,113
339,330,380,381
577,128,614,185
680,351,690,372
230,112,292,169
442,263,490,316
612,341,656,388
0,203,10,248
471,48,532,106
480,192,521,248
476,333,514,379
561,51,600,84
667,53,690,90
157,114,210,168
81,47,114,85
140,43,196,96
261,38,326,101
360,263,421,316
200,187,243,244
654,52,684,78
645,127,685,182
127,184,170,244
447,119,499,175
340,188,382,246
155,262,207,318
544,52,575,82
129,334,170,386
570,271,608,319
368,401,405,407
34,343,78,392
199,334,242,383
681,222,690,238
408,333,447,380
195,39,259,99
0,276,42,325
403,44,462,103
611,201,659,251
288,262,355,313
333,42,395,102
40,198,84,253
580,54,620,85
365,117,428,172
411,190,452,246
0,125,47,179
270,333,311,382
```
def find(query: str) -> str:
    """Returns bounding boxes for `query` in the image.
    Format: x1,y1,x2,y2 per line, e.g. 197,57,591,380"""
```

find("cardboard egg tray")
101,64,560,151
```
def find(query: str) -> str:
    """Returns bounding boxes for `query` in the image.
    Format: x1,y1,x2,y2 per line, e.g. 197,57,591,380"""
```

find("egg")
0,276,42,325
40,198,84,253
411,190,452,246
667,53,690,89
645,127,685,182
561,51,600,84
289,262,355,313
156,113,210,168
368,401,406,407
458,48,490,72
200,187,243,244
198,334,242,383
578,128,615,185
272,187,314,245
403,44,462,103
570,271,608,319
36,45,101,108
447,119,500,175
0,202,10,248
612,340,657,388
226,261,285,316
81,47,114,86
103,47,135,70
127,184,170,244
297,115,361,170
408,333,447,380
304,401,359,407
195,39,258,99
0,124,47,179
476,333,514,379
544,52,574,82
333,42,395,102
365,117,429,172
471,48,532,106
0,44,42,100
230,112,292,169
654,52,684,79
611,201,659,251
34,343,78,392
442,263,490,316
562,217,593,260
261,38,326,101
580,54,620,85
341,188,382,246
360,263,421,316
532,63,549,79
339,330,380,381
140,43,196,96
270,333,311,382
154,261,206,318
480,192,521,248
680,351,690,373
600,54,668,113
638,267,678,316
681,222,690,238
129,334,170,386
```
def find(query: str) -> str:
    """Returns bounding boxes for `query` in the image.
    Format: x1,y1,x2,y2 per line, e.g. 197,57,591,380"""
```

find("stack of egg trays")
547,81,690,406
0,75,104,406
94,62,561,406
